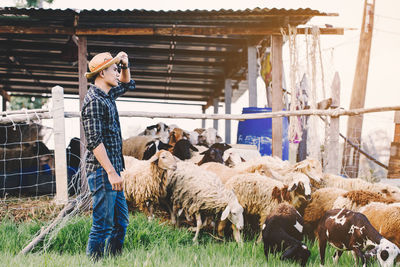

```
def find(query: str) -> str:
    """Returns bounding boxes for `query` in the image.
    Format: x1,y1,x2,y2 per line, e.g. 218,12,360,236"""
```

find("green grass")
0,213,380,267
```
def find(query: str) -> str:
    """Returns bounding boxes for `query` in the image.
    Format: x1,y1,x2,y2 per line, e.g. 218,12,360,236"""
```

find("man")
81,51,135,259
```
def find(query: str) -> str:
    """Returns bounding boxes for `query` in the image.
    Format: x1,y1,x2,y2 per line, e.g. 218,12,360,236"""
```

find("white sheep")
168,161,244,242
223,173,309,239
122,150,177,220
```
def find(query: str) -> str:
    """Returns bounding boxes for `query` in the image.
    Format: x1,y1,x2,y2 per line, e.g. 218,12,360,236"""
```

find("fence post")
52,86,68,204
326,72,341,174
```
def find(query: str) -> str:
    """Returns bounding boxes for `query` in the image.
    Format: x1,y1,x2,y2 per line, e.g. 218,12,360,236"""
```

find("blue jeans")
86,168,129,259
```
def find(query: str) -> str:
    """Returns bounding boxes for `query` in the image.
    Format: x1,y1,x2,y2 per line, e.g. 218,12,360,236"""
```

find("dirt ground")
0,196,65,223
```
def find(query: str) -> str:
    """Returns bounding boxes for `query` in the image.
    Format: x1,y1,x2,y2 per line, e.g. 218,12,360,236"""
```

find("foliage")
9,96,48,111
14,0,54,8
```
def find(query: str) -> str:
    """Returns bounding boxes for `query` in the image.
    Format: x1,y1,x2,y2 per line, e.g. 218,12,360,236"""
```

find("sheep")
223,173,310,239
138,122,170,143
197,147,224,165
187,131,199,145
332,190,397,212
142,140,172,160
262,203,311,267
122,150,177,221
168,161,244,242
200,161,260,184
172,139,198,160
122,135,171,160
321,173,400,200
317,208,400,267
222,148,245,167
302,187,347,239
360,202,400,248
167,127,187,152
196,127,222,147
122,135,154,159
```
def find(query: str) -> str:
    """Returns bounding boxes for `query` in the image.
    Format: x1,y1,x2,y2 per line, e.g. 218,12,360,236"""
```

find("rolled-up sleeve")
82,99,104,151
109,80,136,100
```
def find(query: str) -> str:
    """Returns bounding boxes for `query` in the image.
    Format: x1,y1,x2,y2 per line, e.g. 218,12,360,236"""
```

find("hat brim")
85,56,120,79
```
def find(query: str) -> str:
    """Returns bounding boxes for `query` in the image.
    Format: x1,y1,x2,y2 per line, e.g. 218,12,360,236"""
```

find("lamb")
223,173,309,238
122,150,177,220
317,208,400,267
360,202,400,248
168,161,244,242
262,203,311,267
321,173,400,200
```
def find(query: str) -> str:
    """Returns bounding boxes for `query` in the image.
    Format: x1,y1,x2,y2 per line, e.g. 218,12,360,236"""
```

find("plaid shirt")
81,80,136,174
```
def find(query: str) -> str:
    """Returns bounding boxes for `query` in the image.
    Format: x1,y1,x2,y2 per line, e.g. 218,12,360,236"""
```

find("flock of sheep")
120,122,400,267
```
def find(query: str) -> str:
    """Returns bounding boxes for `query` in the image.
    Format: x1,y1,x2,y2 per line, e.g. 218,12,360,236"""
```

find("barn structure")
0,7,344,158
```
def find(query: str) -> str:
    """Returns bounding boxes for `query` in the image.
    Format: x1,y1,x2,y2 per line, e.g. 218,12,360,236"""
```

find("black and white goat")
262,203,311,267
142,140,172,160
317,208,400,267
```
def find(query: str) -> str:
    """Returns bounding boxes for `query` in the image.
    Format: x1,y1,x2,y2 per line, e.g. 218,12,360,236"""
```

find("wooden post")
52,86,68,204
213,98,219,130
326,72,341,174
78,36,88,193
2,95,5,111
271,35,283,158
387,111,400,178
225,79,232,144
201,106,206,128
248,46,257,107
342,0,375,177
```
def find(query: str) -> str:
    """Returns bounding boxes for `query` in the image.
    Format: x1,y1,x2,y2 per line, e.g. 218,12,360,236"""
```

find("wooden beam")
342,0,375,178
325,72,341,175
271,35,283,159
225,79,232,144
0,26,345,36
78,35,88,194
213,98,219,130
248,46,257,107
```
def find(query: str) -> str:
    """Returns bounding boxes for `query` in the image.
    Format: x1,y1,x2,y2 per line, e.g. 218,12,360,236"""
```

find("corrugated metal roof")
0,7,337,105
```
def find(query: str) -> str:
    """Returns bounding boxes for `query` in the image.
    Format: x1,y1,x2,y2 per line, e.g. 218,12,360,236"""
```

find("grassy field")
0,213,379,267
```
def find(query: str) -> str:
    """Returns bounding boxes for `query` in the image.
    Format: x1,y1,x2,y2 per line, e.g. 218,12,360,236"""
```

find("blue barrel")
237,107,289,160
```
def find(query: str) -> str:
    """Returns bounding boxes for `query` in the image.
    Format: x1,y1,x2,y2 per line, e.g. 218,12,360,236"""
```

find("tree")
15,0,54,8
9,96,47,110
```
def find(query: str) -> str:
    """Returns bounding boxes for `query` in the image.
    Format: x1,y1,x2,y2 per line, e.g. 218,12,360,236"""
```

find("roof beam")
0,26,345,36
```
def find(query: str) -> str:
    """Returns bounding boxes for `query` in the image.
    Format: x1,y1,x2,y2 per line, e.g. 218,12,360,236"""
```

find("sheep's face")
377,239,400,267
151,150,177,171
222,202,244,230
222,149,242,167
294,158,323,185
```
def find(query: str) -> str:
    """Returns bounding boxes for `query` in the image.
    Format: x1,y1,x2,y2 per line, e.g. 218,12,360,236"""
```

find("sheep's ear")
190,144,199,152
149,152,159,163
221,206,230,221
200,149,209,155
288,182,298,192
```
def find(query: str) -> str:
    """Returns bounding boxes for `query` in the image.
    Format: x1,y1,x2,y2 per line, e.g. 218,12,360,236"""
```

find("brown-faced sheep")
223,173,310,239
167,127,187,152
360,202,400,248
168,161,244,242
321,173,400,200
122,150,177,220
262,203,311,267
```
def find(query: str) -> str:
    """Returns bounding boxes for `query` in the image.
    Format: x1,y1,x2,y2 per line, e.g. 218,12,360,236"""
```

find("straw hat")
85,52,120,79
